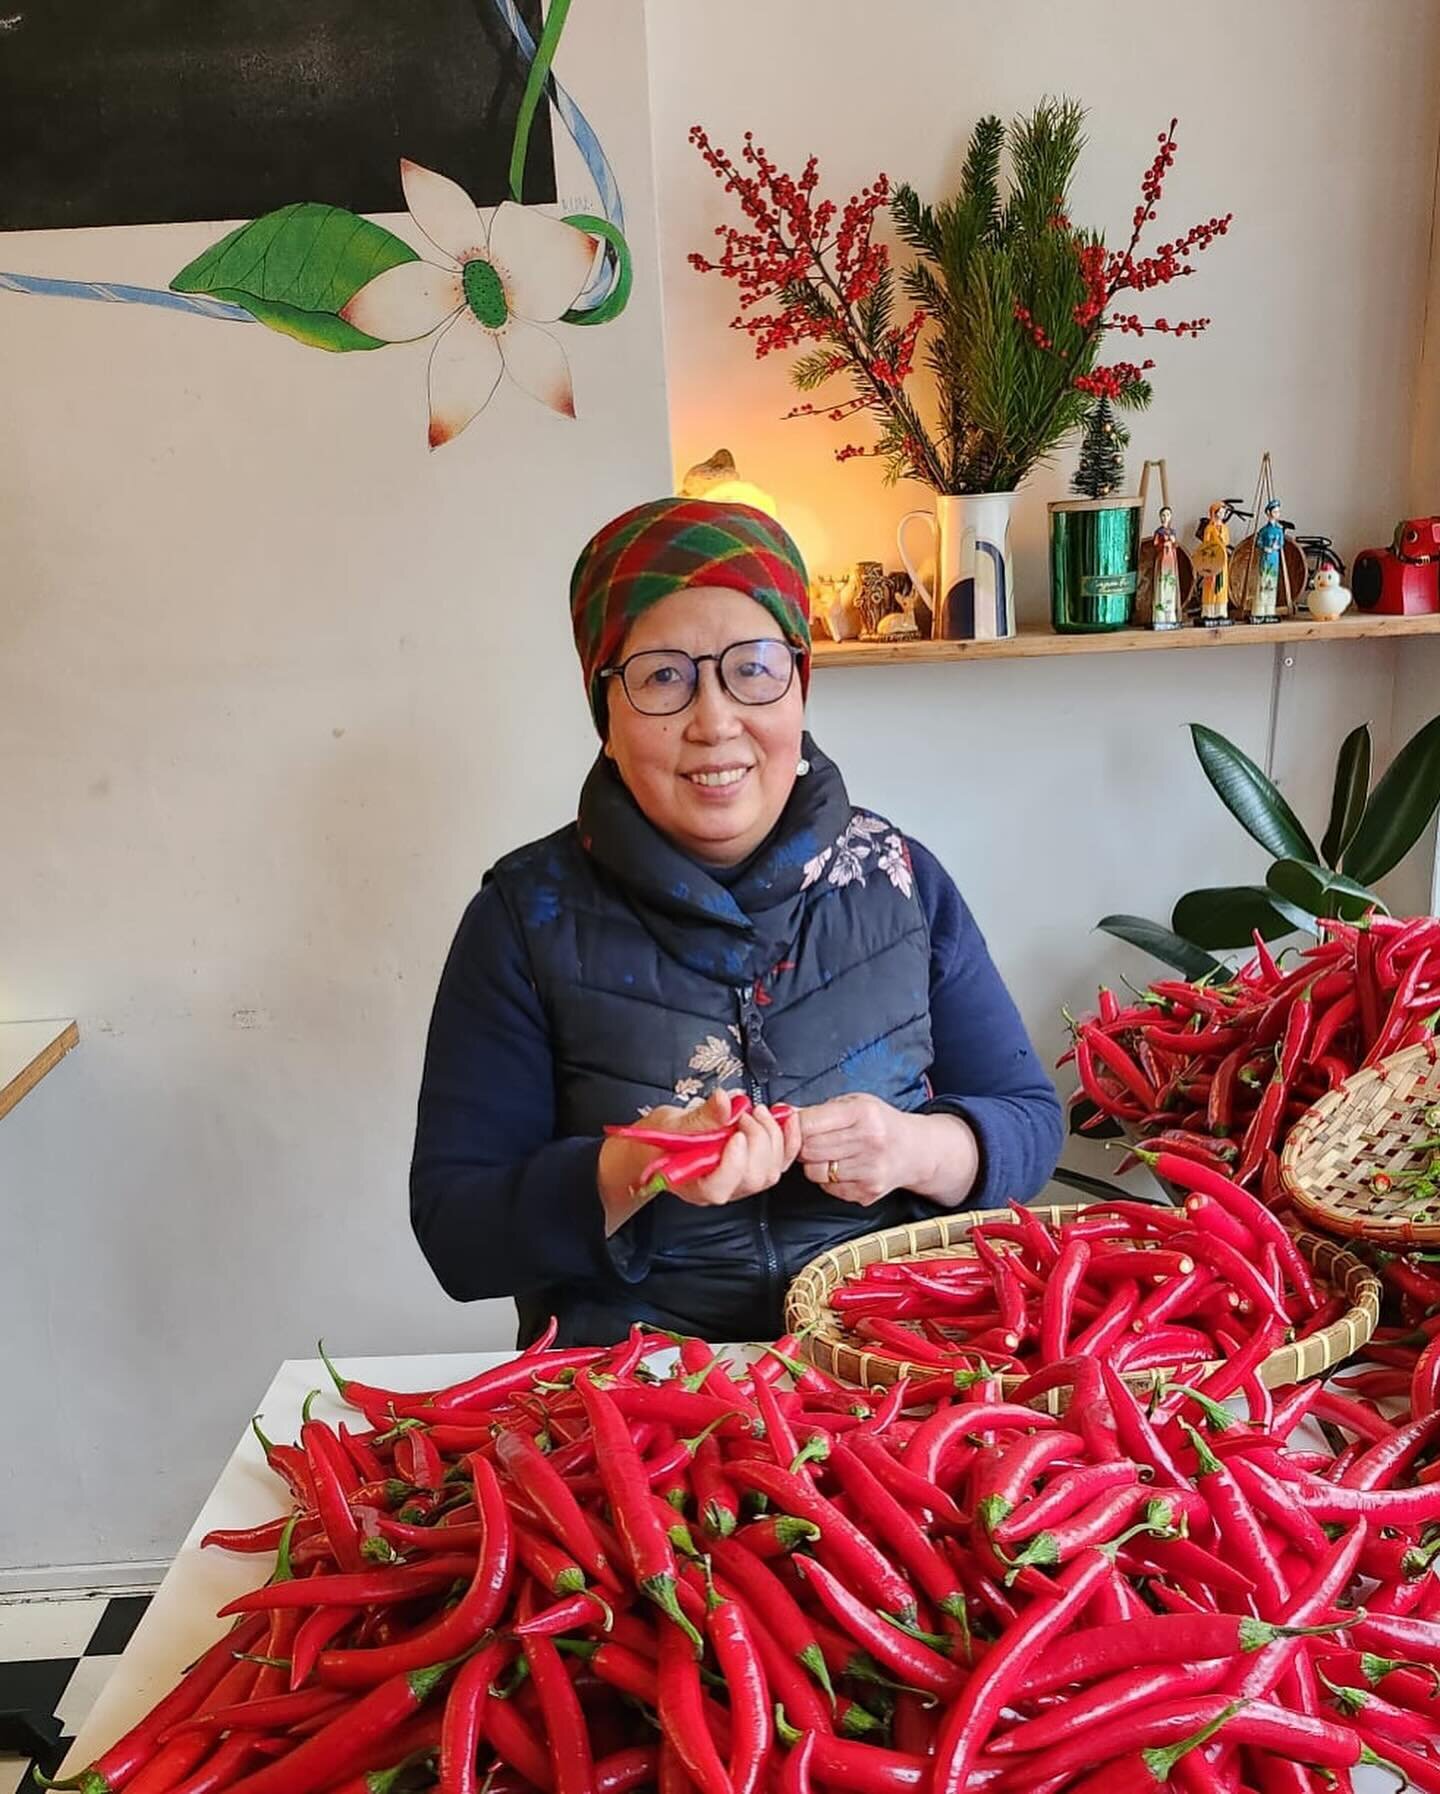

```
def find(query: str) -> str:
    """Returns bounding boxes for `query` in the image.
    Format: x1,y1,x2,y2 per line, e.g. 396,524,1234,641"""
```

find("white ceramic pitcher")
897,492,1017,641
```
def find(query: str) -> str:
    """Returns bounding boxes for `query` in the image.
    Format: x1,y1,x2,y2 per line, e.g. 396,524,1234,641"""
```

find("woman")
411,498,1062,1345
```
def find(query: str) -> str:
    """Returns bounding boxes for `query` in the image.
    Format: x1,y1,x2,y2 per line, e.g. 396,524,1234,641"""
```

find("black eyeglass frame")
598,638,803,715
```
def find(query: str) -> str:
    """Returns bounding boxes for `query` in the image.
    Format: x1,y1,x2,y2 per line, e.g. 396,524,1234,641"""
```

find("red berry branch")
1054,120,1231,403
688,128,946,489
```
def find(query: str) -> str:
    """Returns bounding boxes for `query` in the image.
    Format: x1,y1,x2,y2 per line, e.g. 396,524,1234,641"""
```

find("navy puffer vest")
487,738,937,1343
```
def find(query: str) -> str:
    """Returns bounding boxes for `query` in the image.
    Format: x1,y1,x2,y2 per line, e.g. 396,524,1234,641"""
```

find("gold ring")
827,1160,840,1186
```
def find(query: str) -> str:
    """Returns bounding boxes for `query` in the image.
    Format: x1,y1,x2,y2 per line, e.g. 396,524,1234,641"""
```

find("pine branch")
958,115,1005,243
790,348,841,392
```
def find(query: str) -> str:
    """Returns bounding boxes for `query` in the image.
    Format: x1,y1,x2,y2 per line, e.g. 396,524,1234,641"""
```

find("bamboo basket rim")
1280,1039,1440,1243
783,1204,1379,1407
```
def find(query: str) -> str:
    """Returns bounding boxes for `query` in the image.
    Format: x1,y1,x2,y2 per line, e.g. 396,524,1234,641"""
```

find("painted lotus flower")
342,159,599,447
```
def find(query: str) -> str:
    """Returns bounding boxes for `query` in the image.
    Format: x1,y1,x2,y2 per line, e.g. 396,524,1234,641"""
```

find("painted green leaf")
1341,713,1440,886
1320,723,1372,870
172,203,418,352
1096,914,1223,980
1266,858,1388,922
1171,886,1297,950
1189,724,1317,863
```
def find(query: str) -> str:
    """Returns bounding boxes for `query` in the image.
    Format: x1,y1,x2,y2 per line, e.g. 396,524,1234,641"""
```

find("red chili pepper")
707,1588,772,1794
1411,1334,1440,1420
656,1623,729,1794
931,1548,1112,1794
1339,1411,1440,1489
495,1425,615,1586
992,1463,1139,1546
437,1641,512,1794
220,1557,474,1615
54,1611,270,1794
215,1661,454,1794
200,1518,294,1556
318,1453,515,1686
724,1458,916,1620
573,1375,702,1652
791,1554,963,1698
525,1632,597,1794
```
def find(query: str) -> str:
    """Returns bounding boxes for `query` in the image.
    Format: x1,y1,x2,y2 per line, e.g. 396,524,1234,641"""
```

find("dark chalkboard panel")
0,0,555,232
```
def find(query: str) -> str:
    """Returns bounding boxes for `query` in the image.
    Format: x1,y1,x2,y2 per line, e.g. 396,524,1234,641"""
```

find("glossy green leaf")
1341,714,1440,885
1189,725,1317,863
1266,859,1388,922
1170,887,1297,950
1320,724,1372,870
172,203,418,352
1096,914,1224,980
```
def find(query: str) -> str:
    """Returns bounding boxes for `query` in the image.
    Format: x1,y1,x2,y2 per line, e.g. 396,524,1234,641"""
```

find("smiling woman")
409,497,1063,1345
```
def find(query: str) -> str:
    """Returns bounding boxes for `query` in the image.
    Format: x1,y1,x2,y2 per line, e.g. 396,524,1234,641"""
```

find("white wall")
0,1,671,1580
647,0,1440,1175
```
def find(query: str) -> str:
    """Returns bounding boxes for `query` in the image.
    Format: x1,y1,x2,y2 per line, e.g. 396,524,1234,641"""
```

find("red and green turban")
570,497,811,733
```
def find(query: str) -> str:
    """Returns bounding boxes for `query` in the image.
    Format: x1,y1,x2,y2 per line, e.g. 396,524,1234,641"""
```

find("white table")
62,1353,508,1778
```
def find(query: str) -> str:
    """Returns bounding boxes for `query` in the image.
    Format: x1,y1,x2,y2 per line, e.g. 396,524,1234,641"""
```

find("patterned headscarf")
570,497,811,733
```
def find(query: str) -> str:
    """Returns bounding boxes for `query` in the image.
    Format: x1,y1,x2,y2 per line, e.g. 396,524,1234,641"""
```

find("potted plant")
689,105,1229,641
1098,714,1440,978
1049,396,1144,632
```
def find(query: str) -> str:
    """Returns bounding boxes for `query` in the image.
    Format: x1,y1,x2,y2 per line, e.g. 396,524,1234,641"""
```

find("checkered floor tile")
0,1593,152,1794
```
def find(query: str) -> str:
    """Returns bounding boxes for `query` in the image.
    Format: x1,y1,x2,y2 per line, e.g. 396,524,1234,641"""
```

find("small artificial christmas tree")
1072,396,1129,498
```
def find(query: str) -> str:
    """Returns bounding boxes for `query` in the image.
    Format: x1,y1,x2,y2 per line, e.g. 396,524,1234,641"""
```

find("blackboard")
0,0,555,232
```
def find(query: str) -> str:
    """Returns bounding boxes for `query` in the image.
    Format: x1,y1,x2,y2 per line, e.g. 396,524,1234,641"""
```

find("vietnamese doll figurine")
1193,502,1232,626
1247,498,1286,623
1151,505,1182,630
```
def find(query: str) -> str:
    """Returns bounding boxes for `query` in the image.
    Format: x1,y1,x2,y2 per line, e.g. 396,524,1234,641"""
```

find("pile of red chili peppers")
56,1286,1440,1794
1066,915,1440,1196
826,1156,1325,1387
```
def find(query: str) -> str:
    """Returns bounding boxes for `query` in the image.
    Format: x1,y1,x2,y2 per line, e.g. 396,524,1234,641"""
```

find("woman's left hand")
798,1094,979,1208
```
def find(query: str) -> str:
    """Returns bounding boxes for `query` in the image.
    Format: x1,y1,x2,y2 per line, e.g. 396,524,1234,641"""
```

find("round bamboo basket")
1280,1040,1440,1244
784,1205,1379,1406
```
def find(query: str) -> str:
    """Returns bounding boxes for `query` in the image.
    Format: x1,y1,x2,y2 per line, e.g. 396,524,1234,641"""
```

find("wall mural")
0,0,630,448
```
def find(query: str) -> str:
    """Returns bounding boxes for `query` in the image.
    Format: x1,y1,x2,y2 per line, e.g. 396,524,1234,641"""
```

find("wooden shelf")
0,1020,79,1121
812,612,1440,667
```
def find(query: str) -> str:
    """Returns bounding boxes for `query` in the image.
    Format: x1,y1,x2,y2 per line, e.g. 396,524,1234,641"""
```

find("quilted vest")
487,741,937,1343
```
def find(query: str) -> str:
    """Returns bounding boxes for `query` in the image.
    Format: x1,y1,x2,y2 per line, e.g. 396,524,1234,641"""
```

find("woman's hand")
598,1089,802,1234
799,1094,980,1208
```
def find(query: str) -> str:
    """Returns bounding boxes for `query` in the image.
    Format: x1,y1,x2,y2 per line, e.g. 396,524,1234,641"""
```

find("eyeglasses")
599,638,801,717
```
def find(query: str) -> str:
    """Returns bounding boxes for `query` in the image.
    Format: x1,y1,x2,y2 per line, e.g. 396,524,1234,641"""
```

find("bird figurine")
1307,565,1352,621
680,448,739,498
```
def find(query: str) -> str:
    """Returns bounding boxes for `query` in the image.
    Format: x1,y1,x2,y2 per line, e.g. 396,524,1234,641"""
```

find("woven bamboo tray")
1280,1039,1440,1244
784,1206,1379,1406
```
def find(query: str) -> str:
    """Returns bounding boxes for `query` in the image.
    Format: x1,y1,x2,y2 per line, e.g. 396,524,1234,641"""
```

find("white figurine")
1307,565,1352,621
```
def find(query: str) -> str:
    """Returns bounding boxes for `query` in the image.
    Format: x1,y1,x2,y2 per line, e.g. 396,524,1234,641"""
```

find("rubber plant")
1099,714,1440,978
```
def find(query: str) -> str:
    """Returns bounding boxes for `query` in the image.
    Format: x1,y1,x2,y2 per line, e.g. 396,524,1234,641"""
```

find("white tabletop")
61,1352,512,1777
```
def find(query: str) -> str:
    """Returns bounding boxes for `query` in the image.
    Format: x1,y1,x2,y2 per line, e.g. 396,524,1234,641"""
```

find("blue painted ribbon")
0,269,255,321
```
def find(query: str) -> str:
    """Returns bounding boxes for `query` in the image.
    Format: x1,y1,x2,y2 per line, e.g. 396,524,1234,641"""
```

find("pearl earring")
796,757,811,776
